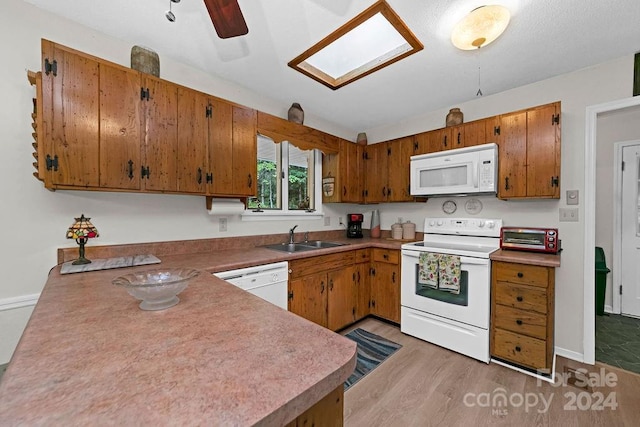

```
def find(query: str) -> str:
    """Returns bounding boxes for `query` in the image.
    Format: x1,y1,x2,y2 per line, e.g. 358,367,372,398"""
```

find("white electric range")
400,217,502,363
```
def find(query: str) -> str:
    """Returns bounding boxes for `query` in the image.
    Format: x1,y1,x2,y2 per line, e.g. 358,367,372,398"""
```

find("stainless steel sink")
261,243,318,253
261,240,346,253
299,240,346,249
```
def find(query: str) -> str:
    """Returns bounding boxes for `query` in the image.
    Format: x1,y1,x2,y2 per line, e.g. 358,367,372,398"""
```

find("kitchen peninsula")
0,241,360,425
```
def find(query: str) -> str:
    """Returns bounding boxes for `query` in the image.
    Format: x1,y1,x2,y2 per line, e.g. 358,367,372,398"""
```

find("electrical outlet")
219,217,227,232
559,208,579,222
339,217,343,226
324,216,331,226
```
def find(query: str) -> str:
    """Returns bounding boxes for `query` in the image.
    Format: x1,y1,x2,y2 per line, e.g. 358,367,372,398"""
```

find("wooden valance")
257,111,339,154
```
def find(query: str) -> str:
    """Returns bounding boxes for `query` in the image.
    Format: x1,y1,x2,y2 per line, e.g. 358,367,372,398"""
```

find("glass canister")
402,220,416,240
370,209,381,238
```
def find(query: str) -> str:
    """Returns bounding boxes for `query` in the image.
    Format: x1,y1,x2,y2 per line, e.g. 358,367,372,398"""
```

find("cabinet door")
498,111,527,198
432,127,453,151
176,87,209,194
355,262,371,321
460,119,488,147
42,41,99,187
387,137,414,202
364,142,388,203
415,130,439,155
289,272,328,328
371,262,400,323
343,141,364,203
327,266,358,331
526,103,560,198
232,106,257,196
143,76,178,191
208,99,234,195
99,63,142,190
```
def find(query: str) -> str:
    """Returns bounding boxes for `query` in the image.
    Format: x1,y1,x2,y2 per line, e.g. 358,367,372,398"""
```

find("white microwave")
410,143,498,196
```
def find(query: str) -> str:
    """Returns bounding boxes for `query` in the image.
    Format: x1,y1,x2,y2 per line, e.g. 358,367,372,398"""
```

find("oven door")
401,249,491,329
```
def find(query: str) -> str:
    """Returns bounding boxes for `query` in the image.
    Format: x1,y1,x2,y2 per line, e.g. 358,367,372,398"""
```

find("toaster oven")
500,227,559,254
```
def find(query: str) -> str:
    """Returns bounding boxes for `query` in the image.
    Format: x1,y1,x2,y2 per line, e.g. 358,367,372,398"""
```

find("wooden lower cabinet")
370,249,401,323
288,248,400,330
285,385,344,427
490,261,555,373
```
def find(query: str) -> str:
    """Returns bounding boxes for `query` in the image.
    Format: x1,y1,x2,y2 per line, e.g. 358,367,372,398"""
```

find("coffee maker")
347,213,364,238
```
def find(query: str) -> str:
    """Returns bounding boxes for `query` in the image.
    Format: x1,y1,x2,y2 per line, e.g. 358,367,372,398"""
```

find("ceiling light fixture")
451,5,510,50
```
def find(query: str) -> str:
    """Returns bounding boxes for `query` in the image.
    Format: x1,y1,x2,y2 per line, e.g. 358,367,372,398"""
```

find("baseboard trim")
555,346,585,364
0,293,40,311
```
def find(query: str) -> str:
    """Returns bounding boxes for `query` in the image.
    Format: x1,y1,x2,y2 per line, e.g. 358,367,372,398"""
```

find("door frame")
584,96,640,365
613,140,640,315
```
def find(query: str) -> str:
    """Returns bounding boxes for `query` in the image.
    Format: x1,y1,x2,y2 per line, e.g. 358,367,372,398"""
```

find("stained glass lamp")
66,214,99,265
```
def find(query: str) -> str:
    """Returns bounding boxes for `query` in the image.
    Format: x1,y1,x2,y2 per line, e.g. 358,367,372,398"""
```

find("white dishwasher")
213,261,289,309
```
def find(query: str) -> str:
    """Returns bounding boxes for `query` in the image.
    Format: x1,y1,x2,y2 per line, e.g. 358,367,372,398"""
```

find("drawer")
372,248,399,264
494,282,548,314
492,328,547,370
494,262,549,288
289,252,355,279
355,248,370,263
493,304,547,340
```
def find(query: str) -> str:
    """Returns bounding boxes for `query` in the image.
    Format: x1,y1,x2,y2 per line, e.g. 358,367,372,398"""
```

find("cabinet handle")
443,135,447,147
517,272,523,278
247,174,252,188
457,132,461,145
515,346,521,352
516,296,523,302
321,281,325,294
382,187,387,197
329,279,333,291
127,160,134,180
392,272,396,283
197,168,203,184
383,254,389,260
505,177,510,190
357,271,361,283
343,186,347,196
516,319,523,325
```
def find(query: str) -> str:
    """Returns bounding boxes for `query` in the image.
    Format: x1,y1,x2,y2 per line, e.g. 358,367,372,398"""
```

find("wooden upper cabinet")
99,63,142,190
451,118,492,148
41,40,100,188
387,136,414,202
142,76,178,192
176,86,209,194
364,142,388,203
322,139,363,203
231,106,257,196
432,127,454,151
208,99,234,195
526,103,561,198
497,102,561,199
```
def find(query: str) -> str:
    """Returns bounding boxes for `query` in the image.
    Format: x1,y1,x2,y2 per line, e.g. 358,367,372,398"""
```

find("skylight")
288,0,423,90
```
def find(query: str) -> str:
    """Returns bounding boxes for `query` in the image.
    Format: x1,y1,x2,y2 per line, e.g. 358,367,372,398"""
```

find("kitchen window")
244,135,322,219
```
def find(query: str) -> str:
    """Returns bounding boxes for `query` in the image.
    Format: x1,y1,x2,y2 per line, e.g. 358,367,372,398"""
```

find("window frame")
242,140,324,221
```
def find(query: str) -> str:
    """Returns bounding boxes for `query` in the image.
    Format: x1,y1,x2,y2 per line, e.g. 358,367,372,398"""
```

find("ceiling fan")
203,0,248,39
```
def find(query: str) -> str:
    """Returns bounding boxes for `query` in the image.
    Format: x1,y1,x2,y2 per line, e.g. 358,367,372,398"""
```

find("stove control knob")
437,220,444,226
428,220,435,227
486,221,495,229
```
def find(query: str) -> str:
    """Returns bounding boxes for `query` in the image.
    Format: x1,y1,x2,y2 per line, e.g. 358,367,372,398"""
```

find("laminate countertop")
0,236,409,425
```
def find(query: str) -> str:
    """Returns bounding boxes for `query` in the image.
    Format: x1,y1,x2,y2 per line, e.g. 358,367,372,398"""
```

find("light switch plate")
324,216,331,226
559,208,579,222
566,190,579,205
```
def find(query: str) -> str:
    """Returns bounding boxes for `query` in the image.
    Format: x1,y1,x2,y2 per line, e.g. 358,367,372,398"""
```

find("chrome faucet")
289,225,298,244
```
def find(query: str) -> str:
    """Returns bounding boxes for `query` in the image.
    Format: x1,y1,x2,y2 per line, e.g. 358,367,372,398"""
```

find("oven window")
414,265,468,306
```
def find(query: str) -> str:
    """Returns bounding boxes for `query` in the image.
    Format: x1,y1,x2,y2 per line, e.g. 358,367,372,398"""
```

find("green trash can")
595,247,611,316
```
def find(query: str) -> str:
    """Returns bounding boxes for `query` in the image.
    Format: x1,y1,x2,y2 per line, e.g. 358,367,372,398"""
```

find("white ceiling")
23,0,640,133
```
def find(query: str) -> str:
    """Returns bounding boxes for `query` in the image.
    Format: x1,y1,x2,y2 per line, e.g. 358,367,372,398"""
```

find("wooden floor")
342,318,640,426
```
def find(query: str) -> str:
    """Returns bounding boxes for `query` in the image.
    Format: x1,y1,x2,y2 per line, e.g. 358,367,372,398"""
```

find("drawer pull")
517,272,523,278
516,319,523,325
516,296,523,302
515,346,521,352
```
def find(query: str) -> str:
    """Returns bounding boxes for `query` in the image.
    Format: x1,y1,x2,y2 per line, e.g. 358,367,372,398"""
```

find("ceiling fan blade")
203,0,249,39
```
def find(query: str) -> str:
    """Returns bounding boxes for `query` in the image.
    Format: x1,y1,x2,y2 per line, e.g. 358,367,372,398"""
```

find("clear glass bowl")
112,268,200,311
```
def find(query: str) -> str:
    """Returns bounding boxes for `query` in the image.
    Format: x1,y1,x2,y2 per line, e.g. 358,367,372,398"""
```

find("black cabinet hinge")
206,172,213,184
413,141,419,151
551,176,559,187
387,147,391,156
140,87,150,101
44,58,57,76
45,154,58,171
552,114,560,125
206,105,213,118
141,165,150,179
288,291,294,300
494,126,501,136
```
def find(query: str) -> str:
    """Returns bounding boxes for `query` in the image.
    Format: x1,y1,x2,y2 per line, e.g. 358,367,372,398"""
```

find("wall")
363,56,635,360
596,107,640,310
0,0,355,364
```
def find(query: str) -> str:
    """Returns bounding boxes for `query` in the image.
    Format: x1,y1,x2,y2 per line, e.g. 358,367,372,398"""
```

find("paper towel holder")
205,196,247,213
